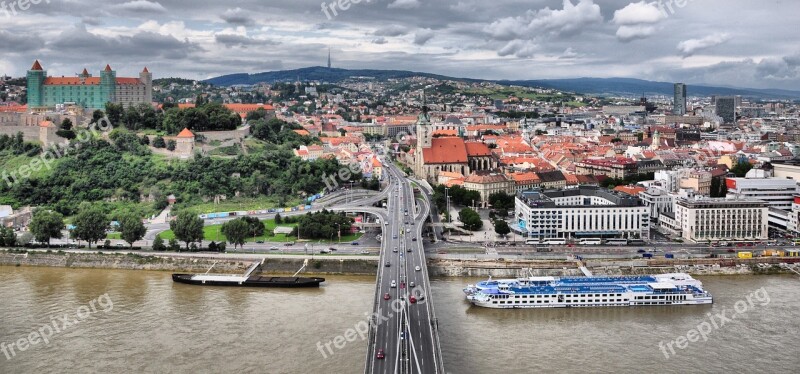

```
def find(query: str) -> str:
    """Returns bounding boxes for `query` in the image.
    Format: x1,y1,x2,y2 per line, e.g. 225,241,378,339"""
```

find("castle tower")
139,67,153,104
26,60,46,109
99,64,116,108
176,128,195,158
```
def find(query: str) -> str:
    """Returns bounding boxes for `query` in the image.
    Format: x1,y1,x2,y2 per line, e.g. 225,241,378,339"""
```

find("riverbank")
3,249,799,277
428,257,800,277
0,249,379,276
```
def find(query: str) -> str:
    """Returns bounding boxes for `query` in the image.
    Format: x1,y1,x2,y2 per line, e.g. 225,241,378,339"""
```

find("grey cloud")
214,34,279,48
374,25,409,37
220,8,255,26
414,29,435,45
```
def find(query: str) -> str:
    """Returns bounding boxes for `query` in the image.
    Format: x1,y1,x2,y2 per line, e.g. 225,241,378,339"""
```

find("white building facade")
674,197,768,243
726,177,799,210
516,187,650,241
638,186,674,221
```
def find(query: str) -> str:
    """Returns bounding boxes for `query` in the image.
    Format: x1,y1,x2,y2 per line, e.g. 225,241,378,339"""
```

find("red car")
376,348,385,359
383,293,390,300
409,295,417,304
400,281,406,289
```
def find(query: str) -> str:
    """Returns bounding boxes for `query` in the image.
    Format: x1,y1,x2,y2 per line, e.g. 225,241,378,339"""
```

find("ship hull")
172,274,325,288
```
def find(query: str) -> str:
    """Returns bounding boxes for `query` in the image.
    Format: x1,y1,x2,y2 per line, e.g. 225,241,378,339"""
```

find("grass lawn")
106,232,121,239
179,197,303,215
157,218,363,243
0,153,60,181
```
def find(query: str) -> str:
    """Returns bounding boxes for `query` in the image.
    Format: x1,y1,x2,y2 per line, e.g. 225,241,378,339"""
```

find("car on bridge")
385,261,391,267
409,281,415,287
409,295,417,304
415,266,421,271
391,280,396,288
383,293,391,300
376,348,385,359
412,237,417,241
393,247,398,252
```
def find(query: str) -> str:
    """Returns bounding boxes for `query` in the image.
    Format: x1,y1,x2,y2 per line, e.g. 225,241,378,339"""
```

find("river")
1,266,798,373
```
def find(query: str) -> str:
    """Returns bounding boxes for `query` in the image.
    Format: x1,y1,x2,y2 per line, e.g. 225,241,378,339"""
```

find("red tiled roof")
177,128,194,138
116,78,141,85
614,185,646,196
293,129,310,136
465,141,492,157
423,137,468,164
44,77,100,85
42,77,144,85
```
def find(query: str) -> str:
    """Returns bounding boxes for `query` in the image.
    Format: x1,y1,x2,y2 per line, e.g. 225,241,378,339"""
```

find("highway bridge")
335,162,444,373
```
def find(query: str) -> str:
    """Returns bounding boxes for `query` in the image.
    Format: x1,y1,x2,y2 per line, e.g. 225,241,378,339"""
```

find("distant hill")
501,77,800,100
205,66,475,86
205,67,800,100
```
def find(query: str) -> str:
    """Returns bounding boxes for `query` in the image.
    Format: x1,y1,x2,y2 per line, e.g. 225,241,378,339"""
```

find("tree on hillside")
119,213,146,248
221,218,250,250
105,103,124,126
170,211,204,251
153,136,166,148
167,140,176,151
59,118,72,131
0,226,17,247
274,213,282,224
72,206,108,248
152,235,166,251
29,210,64,247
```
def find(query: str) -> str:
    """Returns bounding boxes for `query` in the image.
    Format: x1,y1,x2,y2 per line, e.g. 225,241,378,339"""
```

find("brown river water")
1,266,798,373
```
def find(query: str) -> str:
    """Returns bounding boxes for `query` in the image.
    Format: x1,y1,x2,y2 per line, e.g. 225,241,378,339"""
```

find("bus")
578,238,602,245
605,239,629,246
542,238,566,245
525,239,540,245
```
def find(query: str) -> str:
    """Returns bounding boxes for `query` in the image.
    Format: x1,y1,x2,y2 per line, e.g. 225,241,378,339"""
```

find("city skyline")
0,0,798,90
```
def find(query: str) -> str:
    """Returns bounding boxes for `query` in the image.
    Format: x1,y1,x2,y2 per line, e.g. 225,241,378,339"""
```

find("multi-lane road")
366,162,442,374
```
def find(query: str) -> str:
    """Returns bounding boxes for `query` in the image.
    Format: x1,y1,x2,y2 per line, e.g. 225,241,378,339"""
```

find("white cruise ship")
465,273,712,309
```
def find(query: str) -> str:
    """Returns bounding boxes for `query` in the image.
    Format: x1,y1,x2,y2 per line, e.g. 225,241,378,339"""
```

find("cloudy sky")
1,0,798,89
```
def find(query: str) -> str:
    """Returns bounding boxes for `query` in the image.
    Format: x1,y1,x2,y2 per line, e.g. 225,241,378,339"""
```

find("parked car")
270,246,279,250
